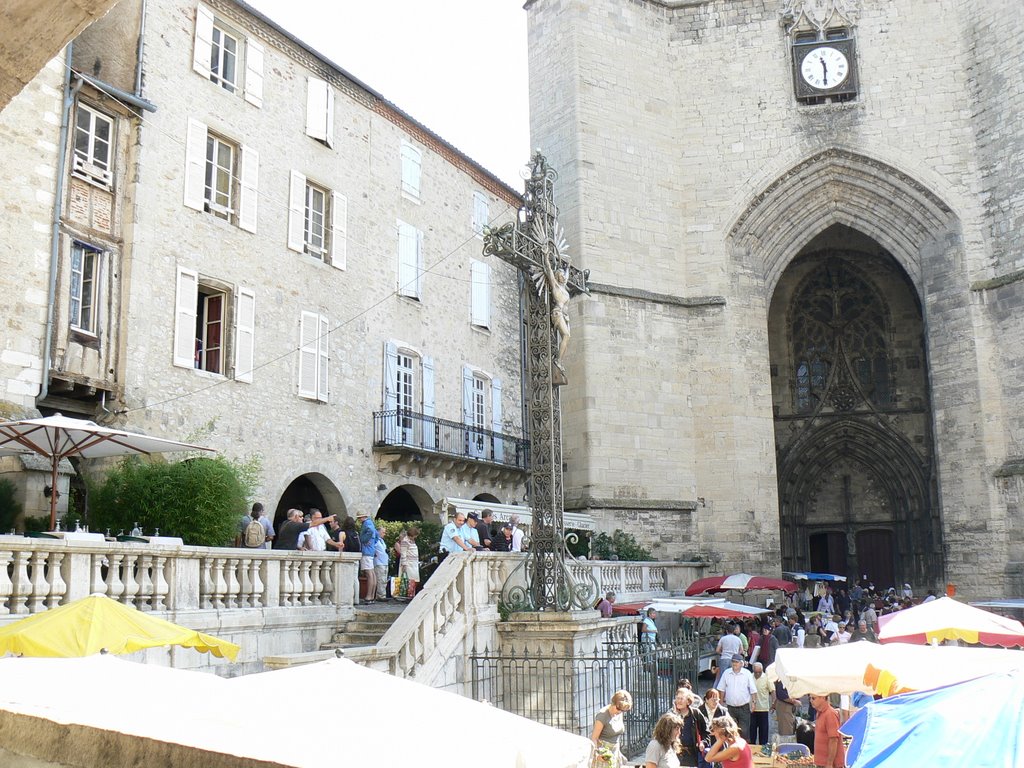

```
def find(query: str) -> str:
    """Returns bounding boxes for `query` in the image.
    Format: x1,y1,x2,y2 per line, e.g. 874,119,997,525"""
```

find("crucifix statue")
483,151,598,611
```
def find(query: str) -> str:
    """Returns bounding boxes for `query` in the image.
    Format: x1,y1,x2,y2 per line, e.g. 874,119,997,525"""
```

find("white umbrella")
228,657,593,768
877,596,1024,647
767,641,1024,697
0,413,213,529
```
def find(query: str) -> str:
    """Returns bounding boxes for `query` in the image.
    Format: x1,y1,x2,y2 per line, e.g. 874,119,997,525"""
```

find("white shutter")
238,144,259,233
317,314,329,403
298,311,319,399
287,171,306,253
471,260,490,327
244,39,264,107
183,118,208,211
462,365,474,425
397,221,417,297
305,78,331,143
422,355,435,450
401,142,421,198
173,267,199,368
415,228,425,298
323,82,335,148
383,341,398,442
192,4,214,78
234,287,255,383
472,192,489,236
492,377,503,462
330,191,347,270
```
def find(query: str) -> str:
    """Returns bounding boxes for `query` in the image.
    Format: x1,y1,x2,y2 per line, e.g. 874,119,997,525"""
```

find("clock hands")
820,55,828,86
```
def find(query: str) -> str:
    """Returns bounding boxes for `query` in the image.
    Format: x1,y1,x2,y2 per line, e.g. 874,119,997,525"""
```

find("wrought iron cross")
483,151,597,612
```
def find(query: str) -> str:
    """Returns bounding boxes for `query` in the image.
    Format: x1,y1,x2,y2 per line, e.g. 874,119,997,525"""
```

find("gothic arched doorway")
768,228,940,590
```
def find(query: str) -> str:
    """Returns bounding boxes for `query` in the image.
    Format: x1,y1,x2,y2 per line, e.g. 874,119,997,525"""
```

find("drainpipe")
134,0,147,97
39,44,81,406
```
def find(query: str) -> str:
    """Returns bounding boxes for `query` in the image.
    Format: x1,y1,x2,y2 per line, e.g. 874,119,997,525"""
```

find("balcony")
372,409,528,484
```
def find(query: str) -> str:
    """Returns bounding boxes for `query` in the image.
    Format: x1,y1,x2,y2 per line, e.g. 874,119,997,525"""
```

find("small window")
794,31,818,43
209,24,239,93
304,181,329,258
826,27,849,41
195,286,225,374
472,192,489,237
204,132,236,220
72,104,114,187
69,242,100,334
401,142,421,200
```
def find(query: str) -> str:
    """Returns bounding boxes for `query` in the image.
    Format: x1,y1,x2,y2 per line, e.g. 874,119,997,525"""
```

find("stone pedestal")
495,610,611,732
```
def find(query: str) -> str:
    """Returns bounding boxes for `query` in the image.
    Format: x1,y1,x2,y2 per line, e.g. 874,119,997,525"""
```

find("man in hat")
463,511,484,550
719,653,757,739
357,512,381,603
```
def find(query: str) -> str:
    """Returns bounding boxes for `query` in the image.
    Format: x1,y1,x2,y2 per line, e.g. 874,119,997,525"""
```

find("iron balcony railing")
372,409,529,471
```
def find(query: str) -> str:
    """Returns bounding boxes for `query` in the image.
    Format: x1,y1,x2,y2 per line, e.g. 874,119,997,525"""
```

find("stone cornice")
588,282,726,309
971,268,1024,292
566,497,699,512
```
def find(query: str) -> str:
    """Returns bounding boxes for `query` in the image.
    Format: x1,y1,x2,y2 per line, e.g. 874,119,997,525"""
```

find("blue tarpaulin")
841,669,1024,767
783,571,847,582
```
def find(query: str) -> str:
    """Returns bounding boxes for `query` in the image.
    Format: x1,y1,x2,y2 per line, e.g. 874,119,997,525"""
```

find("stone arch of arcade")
730,148,960,590
376,484,434,523
273,473,348,531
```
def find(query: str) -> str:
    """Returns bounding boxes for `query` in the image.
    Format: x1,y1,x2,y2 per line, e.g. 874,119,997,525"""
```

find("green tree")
591,530,653,561
89,456,256,546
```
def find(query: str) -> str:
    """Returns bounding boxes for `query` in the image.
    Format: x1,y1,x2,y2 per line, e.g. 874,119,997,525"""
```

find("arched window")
790,258,891,412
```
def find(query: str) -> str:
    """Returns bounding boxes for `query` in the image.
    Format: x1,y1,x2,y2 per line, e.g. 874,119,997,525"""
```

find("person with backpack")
242,503,273,549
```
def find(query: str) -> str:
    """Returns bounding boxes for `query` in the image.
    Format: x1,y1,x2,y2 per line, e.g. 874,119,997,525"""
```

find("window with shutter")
298,310,329,402
234,287,255,383
238,144,259,233
397,221,421,299
470,259,490,328
400,141,421,200
173,267,199,368
72,103,114,188
472,191,489,237
204,132,236,220
193,3,263,105
305,77,334,146
69,242,101,334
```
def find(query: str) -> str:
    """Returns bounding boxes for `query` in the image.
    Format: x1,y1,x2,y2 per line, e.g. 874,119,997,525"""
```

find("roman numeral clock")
792,37,858,100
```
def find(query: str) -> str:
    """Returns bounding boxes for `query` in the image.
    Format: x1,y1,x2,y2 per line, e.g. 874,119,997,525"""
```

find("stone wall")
527,0,1023,597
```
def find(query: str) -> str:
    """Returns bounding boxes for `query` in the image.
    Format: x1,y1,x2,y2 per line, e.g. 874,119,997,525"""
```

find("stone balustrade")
0,537,359,617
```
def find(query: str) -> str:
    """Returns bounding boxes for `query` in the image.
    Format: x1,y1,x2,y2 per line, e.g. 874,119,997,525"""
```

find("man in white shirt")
509,514,525,552
298,509,330,552
719,654,757,740
714,623,743,689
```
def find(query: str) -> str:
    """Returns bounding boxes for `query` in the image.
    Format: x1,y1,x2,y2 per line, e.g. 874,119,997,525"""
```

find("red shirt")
813,705,846,767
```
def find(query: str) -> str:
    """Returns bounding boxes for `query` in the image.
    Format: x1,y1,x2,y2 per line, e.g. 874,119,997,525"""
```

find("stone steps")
322,605,404,650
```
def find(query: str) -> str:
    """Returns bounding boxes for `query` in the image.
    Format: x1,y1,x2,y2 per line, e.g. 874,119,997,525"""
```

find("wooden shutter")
192,4,214,78
305,78,332,144
298,311,319,399
415,228,424,297
234,287,255,383
287,170,306,252
183,118,207,211
244,39,264,107
401,142,421,198
173,267,199,368
462,365,474,425
317,313,329,402
471,260,490,327
238,144,259,233
421,355,435,450
472,192,489,236
491,377,503,462
383,341,398,410
330,191,347,270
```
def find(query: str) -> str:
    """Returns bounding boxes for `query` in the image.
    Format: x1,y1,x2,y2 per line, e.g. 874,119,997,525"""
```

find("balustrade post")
249,558,264,608
225,556,241,609
0,550,13,615
280,559,295,607
318,560,333,605
45,552,66,609
298,560,314,606
212,557,228,610
137,555,154,611
105,553,125,603
200,557,215,609
237,557,252,608
152,556,169,611
27,551,48,613
9,551,31,614
641,565,651,593
121,554,141,608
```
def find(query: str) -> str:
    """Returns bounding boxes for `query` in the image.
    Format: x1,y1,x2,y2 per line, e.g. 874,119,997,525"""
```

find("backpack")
243,518,265,548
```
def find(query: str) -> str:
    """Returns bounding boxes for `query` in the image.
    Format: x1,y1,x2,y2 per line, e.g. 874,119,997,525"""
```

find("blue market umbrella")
841,669,1024,767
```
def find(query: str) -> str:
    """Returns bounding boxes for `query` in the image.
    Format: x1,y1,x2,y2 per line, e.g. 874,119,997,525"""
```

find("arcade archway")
376,484,433,522
273,473,347,531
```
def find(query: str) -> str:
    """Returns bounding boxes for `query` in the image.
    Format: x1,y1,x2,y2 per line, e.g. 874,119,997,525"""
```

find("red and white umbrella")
685,572,798,596
877,596,1024,647
680,605,762,620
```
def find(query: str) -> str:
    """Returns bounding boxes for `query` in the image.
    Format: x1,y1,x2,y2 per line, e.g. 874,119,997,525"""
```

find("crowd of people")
234,503,528,601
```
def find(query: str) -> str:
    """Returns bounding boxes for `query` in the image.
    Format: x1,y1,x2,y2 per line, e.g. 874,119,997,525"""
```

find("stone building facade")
526,0,1024,598
0,0,527,527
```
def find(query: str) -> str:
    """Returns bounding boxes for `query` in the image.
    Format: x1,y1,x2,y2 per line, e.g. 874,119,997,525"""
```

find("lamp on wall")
376,484,387,492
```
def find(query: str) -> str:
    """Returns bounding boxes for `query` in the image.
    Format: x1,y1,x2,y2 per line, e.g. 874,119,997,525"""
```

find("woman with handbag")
590,690,632,768
398,525,421,599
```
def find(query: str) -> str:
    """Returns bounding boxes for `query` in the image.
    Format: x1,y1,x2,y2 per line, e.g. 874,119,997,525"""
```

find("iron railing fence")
372,408,529,470
470,637,699,759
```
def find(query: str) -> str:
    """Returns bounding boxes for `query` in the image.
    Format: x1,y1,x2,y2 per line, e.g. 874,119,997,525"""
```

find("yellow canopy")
0,594,239,660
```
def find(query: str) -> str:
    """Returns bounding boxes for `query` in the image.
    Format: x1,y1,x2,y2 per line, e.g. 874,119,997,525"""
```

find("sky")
245,0,531,189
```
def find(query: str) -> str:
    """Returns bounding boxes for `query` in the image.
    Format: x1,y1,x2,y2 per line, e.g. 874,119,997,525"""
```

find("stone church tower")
526,0,1024,598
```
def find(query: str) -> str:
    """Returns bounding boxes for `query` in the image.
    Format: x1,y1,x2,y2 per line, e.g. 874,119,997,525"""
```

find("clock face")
800,46,849,90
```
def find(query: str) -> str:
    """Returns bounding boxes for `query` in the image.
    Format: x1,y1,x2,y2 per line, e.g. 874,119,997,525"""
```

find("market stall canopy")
685,573,798,596
0,655,591,768
681,605,763,619
841,669,1024,768
438,496,595,531
0,413,213,529
877,596,1024,647
613,598,772,617
767,641,1024,697
0,594,239,659
783,571,847,582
